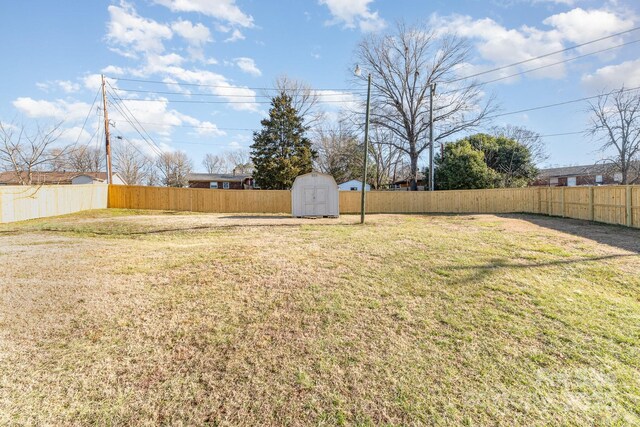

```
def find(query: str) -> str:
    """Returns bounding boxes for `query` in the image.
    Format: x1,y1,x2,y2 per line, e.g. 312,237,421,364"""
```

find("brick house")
530,163,634,187
187,173,255,189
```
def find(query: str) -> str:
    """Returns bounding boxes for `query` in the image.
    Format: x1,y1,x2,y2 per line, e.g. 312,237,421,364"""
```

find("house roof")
0,171,111,185
536,163,615,179
187,173,252,182
392,172,426,184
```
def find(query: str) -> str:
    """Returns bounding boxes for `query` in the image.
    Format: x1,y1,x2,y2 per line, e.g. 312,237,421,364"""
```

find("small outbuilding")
291,172,339,218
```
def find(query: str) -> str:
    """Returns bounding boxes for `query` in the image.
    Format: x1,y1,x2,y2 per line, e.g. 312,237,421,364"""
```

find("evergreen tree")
251,92,316,189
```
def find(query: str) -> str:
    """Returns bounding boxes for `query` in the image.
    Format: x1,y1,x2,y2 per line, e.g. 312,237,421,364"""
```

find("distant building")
0,171,126,185
187,173,254,189
390,172,427,190
337,179,370,191
530,163,636,187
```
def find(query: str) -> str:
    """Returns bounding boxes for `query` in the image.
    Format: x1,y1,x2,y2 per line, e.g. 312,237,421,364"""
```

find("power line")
107,82,167,156
106,89,164,157
109,76,367,93
107,27,640,96
116,97,356,105
442,38,640,94
539,131,584,137
115,37,640,102
71,86,102,149
112,87,363,98
449,25,640,83
135,121,257,132
486,85,640,119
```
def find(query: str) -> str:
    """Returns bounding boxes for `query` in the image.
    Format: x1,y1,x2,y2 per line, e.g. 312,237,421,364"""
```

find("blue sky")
1,0,639,170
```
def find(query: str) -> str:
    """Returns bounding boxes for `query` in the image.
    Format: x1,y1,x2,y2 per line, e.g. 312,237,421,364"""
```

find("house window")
210,182,218,189
614,172,623,182
550,177,559,185
567,177,577,187
595,175,603,184
350,187,358,191
223,182,230,189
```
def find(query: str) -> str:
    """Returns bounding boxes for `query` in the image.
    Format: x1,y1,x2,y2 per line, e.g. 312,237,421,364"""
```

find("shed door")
303,185,328,216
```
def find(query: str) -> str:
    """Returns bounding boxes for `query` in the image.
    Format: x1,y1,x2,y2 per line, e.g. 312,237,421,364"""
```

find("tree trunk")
409,151,419,191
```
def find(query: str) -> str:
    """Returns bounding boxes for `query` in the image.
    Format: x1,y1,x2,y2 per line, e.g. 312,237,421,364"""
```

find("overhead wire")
440,38,640,95
106,84,165,157
448,25,640,83
486,85,640,119
106,92,164,157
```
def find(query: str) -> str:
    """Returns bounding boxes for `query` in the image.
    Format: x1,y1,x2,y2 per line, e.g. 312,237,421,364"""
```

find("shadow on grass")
35,221,360,236
499,214,640,254
451,254,636,272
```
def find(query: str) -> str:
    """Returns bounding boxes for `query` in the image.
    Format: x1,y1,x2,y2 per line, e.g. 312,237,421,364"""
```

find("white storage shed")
291,172,339,217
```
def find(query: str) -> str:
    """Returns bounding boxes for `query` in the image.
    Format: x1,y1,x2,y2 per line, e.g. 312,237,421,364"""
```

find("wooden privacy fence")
0,184,108,223
108,185,640,229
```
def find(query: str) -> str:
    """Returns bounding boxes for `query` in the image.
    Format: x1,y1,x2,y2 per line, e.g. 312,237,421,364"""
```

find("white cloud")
138,66,259,112
432,7,637,82
434,14,567,80
106,2,173,56
35,80,80,93
234,57,261,77
315,90,359,111
171,19,212,45
101,65,127,75
581,59,640,90
151,0,254,28
225,28,245,42
58,81,81,93
319,0,386,32
172,111,225,137
81,74,117,91
12,98,94,121
543,8,635,49
533,0,578,5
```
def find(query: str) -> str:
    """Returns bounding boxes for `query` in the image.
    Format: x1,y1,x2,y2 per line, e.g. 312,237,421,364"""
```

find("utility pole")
360,73,372,224
101,74,113,185
429,82,436,191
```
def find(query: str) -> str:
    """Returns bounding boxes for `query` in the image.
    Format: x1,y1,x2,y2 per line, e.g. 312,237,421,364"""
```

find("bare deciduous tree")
313,121,364,184
113,142,152,185
369,126,405,189
0,121,69,184
491,124,548,165
354,22,495,189
587,88,640,184
155,151,192,187
272,75,325,127
65,145,104,172
225,149,253,174
202,153,228,174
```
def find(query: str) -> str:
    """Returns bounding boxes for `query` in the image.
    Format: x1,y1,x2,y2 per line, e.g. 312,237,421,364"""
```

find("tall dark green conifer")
250,92,315,189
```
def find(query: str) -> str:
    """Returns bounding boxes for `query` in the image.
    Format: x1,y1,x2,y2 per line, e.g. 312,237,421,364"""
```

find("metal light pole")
355,65,372,224
429,82,436,191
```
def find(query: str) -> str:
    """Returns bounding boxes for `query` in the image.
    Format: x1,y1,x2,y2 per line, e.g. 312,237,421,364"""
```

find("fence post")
589,186,594,222
561,187,566,218
547,187,551,216
626,185,633,227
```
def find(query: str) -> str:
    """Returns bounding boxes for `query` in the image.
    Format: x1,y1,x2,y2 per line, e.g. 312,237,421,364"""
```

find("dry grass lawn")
0,209,639,426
